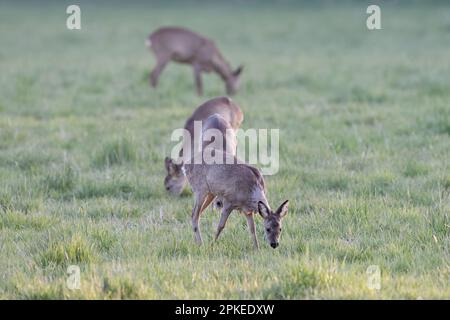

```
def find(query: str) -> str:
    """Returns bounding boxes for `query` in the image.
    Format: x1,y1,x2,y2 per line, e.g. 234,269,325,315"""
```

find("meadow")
0,0,449,299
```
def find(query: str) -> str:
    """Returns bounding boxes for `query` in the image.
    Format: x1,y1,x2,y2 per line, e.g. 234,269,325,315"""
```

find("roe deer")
184,148,289,249
146,27,244,95
164,96,243,195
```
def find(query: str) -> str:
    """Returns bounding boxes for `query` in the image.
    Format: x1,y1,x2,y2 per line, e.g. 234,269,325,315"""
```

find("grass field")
0,0,449,299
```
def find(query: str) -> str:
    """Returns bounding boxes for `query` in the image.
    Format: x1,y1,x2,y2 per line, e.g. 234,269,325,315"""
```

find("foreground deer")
146,27,243,95
184,136,289,249
164,96,243,195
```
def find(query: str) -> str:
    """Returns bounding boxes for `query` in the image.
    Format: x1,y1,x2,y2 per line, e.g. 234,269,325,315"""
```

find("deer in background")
164,96,243,196
146,27,244,95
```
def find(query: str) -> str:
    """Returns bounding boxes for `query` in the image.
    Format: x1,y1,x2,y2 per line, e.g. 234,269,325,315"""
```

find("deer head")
164,157,187,195
258,200,289,249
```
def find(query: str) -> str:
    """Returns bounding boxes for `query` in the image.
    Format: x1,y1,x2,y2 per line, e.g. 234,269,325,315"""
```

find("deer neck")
212,58,233,82
251,186,269,210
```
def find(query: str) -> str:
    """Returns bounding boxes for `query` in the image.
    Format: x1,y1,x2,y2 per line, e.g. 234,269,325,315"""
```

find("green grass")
0,0,449,299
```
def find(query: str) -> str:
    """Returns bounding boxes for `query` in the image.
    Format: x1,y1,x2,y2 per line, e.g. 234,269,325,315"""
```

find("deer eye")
266,228,270,232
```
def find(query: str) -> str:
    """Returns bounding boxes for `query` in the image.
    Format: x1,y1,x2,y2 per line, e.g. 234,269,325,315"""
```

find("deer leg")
193,64,203,96
246,212,259,249
215,206,233,241
150,57,169,87
192,193,207,245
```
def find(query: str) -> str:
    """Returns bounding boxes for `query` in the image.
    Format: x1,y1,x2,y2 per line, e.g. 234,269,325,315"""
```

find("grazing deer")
184,149,289,249
146,27,244,95
164,96,243,195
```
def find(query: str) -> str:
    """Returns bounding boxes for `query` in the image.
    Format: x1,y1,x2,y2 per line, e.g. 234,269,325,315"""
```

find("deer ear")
164,157,171,171
258,201,270,219
277,200,289,218
233,65,243,77
165,157,175,174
